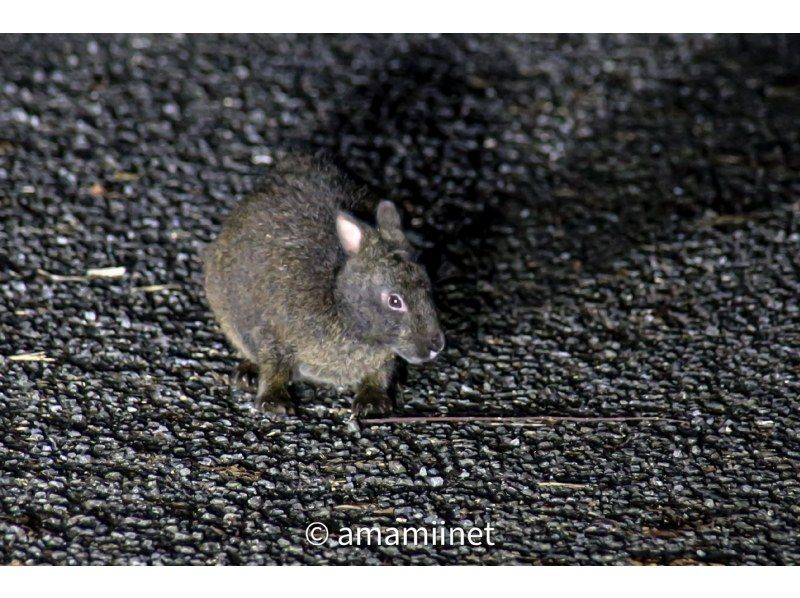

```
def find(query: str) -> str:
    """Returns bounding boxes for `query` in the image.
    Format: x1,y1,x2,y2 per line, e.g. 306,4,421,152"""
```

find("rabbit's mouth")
394,330,445,364
395,348,441,365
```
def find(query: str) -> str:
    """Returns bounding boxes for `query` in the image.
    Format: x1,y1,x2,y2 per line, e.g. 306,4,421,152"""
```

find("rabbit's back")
203,156,353,360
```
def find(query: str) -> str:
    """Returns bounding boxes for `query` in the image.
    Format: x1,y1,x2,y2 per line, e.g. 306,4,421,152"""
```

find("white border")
0,566,798,596
2,1,799,33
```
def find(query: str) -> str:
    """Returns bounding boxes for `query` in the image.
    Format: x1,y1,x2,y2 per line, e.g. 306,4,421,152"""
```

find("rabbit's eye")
387,293,406,311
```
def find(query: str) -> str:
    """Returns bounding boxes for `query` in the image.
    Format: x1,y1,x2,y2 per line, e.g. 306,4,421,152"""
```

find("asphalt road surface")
1,34,798,564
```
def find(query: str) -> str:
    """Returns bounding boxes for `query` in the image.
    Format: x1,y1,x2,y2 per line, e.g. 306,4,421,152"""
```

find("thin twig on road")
359,415,687,426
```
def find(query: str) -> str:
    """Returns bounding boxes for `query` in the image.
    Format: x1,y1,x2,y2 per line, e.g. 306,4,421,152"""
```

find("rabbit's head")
334,201,444,364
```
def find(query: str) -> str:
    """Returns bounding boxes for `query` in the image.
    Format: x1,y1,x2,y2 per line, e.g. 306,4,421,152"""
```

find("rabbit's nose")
428,331,446,358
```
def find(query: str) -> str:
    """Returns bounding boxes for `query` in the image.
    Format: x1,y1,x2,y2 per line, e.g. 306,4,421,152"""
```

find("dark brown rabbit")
203,155,444,417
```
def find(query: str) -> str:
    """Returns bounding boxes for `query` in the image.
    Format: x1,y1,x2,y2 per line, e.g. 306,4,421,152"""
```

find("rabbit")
202,155,444,418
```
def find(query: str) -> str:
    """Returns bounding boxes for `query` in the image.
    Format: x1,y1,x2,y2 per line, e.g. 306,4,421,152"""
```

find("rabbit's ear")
336,212,363,256
376,200,407,247
377,200,401,231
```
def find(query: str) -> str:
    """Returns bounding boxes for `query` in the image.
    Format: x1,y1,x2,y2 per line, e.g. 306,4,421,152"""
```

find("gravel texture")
1,34,799,565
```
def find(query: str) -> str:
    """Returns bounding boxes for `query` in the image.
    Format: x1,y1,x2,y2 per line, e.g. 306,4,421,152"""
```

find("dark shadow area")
302,34,799,311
